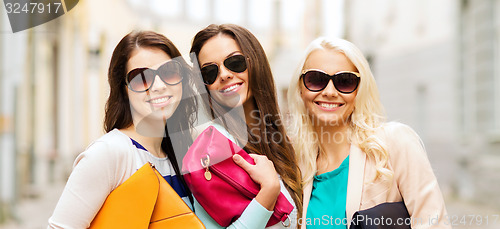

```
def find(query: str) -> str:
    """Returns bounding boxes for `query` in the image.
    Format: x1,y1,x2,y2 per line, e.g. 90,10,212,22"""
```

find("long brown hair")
104,30,197,202
190,24,303,216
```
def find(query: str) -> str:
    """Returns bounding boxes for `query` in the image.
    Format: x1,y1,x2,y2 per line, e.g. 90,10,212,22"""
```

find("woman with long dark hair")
190,24,303,229
48,30,197,228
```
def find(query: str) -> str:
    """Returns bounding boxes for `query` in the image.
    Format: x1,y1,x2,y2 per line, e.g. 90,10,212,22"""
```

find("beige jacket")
301,122,450,229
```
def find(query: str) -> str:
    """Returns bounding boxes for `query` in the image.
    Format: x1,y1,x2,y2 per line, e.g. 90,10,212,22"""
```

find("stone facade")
344,0,500,209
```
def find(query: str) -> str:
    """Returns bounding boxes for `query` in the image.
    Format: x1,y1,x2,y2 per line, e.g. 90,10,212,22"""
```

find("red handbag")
182,125,293,227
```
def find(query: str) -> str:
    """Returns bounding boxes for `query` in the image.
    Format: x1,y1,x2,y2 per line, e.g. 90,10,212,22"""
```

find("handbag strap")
228,138,236,155
133,142,154,170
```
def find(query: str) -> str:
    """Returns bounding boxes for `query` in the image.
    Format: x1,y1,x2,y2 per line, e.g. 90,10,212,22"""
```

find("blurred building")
5,0,498,226
0,0,165,223
0,0,326,224
0,4,22,222
344,0,500,209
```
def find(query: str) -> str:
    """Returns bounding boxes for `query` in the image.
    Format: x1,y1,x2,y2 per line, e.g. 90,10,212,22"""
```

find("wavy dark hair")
190,24,303,217
104,30,197,203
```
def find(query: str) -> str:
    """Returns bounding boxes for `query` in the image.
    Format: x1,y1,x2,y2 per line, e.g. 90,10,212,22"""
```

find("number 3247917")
5,3,62,14
445,215,499,226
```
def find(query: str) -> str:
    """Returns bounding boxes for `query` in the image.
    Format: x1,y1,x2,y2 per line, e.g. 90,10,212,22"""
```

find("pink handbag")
182,125,293,227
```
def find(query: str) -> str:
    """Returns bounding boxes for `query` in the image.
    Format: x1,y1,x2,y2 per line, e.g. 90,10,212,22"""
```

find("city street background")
1,0,500,228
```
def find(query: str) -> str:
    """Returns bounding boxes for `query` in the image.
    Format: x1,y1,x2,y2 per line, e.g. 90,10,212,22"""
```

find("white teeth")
318,103,340,109
221,84,240,93
150,97,170,104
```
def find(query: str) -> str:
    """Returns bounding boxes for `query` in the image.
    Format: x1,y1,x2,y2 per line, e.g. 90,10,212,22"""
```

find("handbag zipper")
209,165,257,199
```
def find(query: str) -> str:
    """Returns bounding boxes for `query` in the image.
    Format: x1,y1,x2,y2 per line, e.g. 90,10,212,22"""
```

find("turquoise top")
306,155,349,229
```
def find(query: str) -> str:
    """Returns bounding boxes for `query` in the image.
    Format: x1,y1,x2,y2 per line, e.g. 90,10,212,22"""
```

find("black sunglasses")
126,60,183,92
301,69,360,93
200,54,248,85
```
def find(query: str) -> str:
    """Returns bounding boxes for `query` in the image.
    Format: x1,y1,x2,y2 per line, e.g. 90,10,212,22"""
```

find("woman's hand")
233,154,281,211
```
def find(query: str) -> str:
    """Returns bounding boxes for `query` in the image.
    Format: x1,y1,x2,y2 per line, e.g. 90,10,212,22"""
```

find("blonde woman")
287,37,450,229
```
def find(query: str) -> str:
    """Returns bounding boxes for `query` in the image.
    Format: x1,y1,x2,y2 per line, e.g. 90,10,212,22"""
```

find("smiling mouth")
148,96,172,104
315,102,344,109
219,83,242,93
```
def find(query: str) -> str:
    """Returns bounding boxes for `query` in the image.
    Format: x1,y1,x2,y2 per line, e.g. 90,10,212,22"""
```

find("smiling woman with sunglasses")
287,37,450,229
48,31,199,228
189,24,303,229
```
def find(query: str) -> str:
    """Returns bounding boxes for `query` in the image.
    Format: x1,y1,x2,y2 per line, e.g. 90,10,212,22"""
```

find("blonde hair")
287,37,392,185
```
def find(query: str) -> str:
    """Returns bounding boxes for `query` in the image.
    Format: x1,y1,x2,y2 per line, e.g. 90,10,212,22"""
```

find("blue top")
129,138,189,199
306,155,349,229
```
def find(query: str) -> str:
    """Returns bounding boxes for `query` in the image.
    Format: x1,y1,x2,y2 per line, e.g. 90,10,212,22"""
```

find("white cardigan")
48,129,145,228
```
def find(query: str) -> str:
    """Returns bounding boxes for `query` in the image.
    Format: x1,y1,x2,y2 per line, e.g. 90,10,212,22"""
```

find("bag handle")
228,138,236,155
